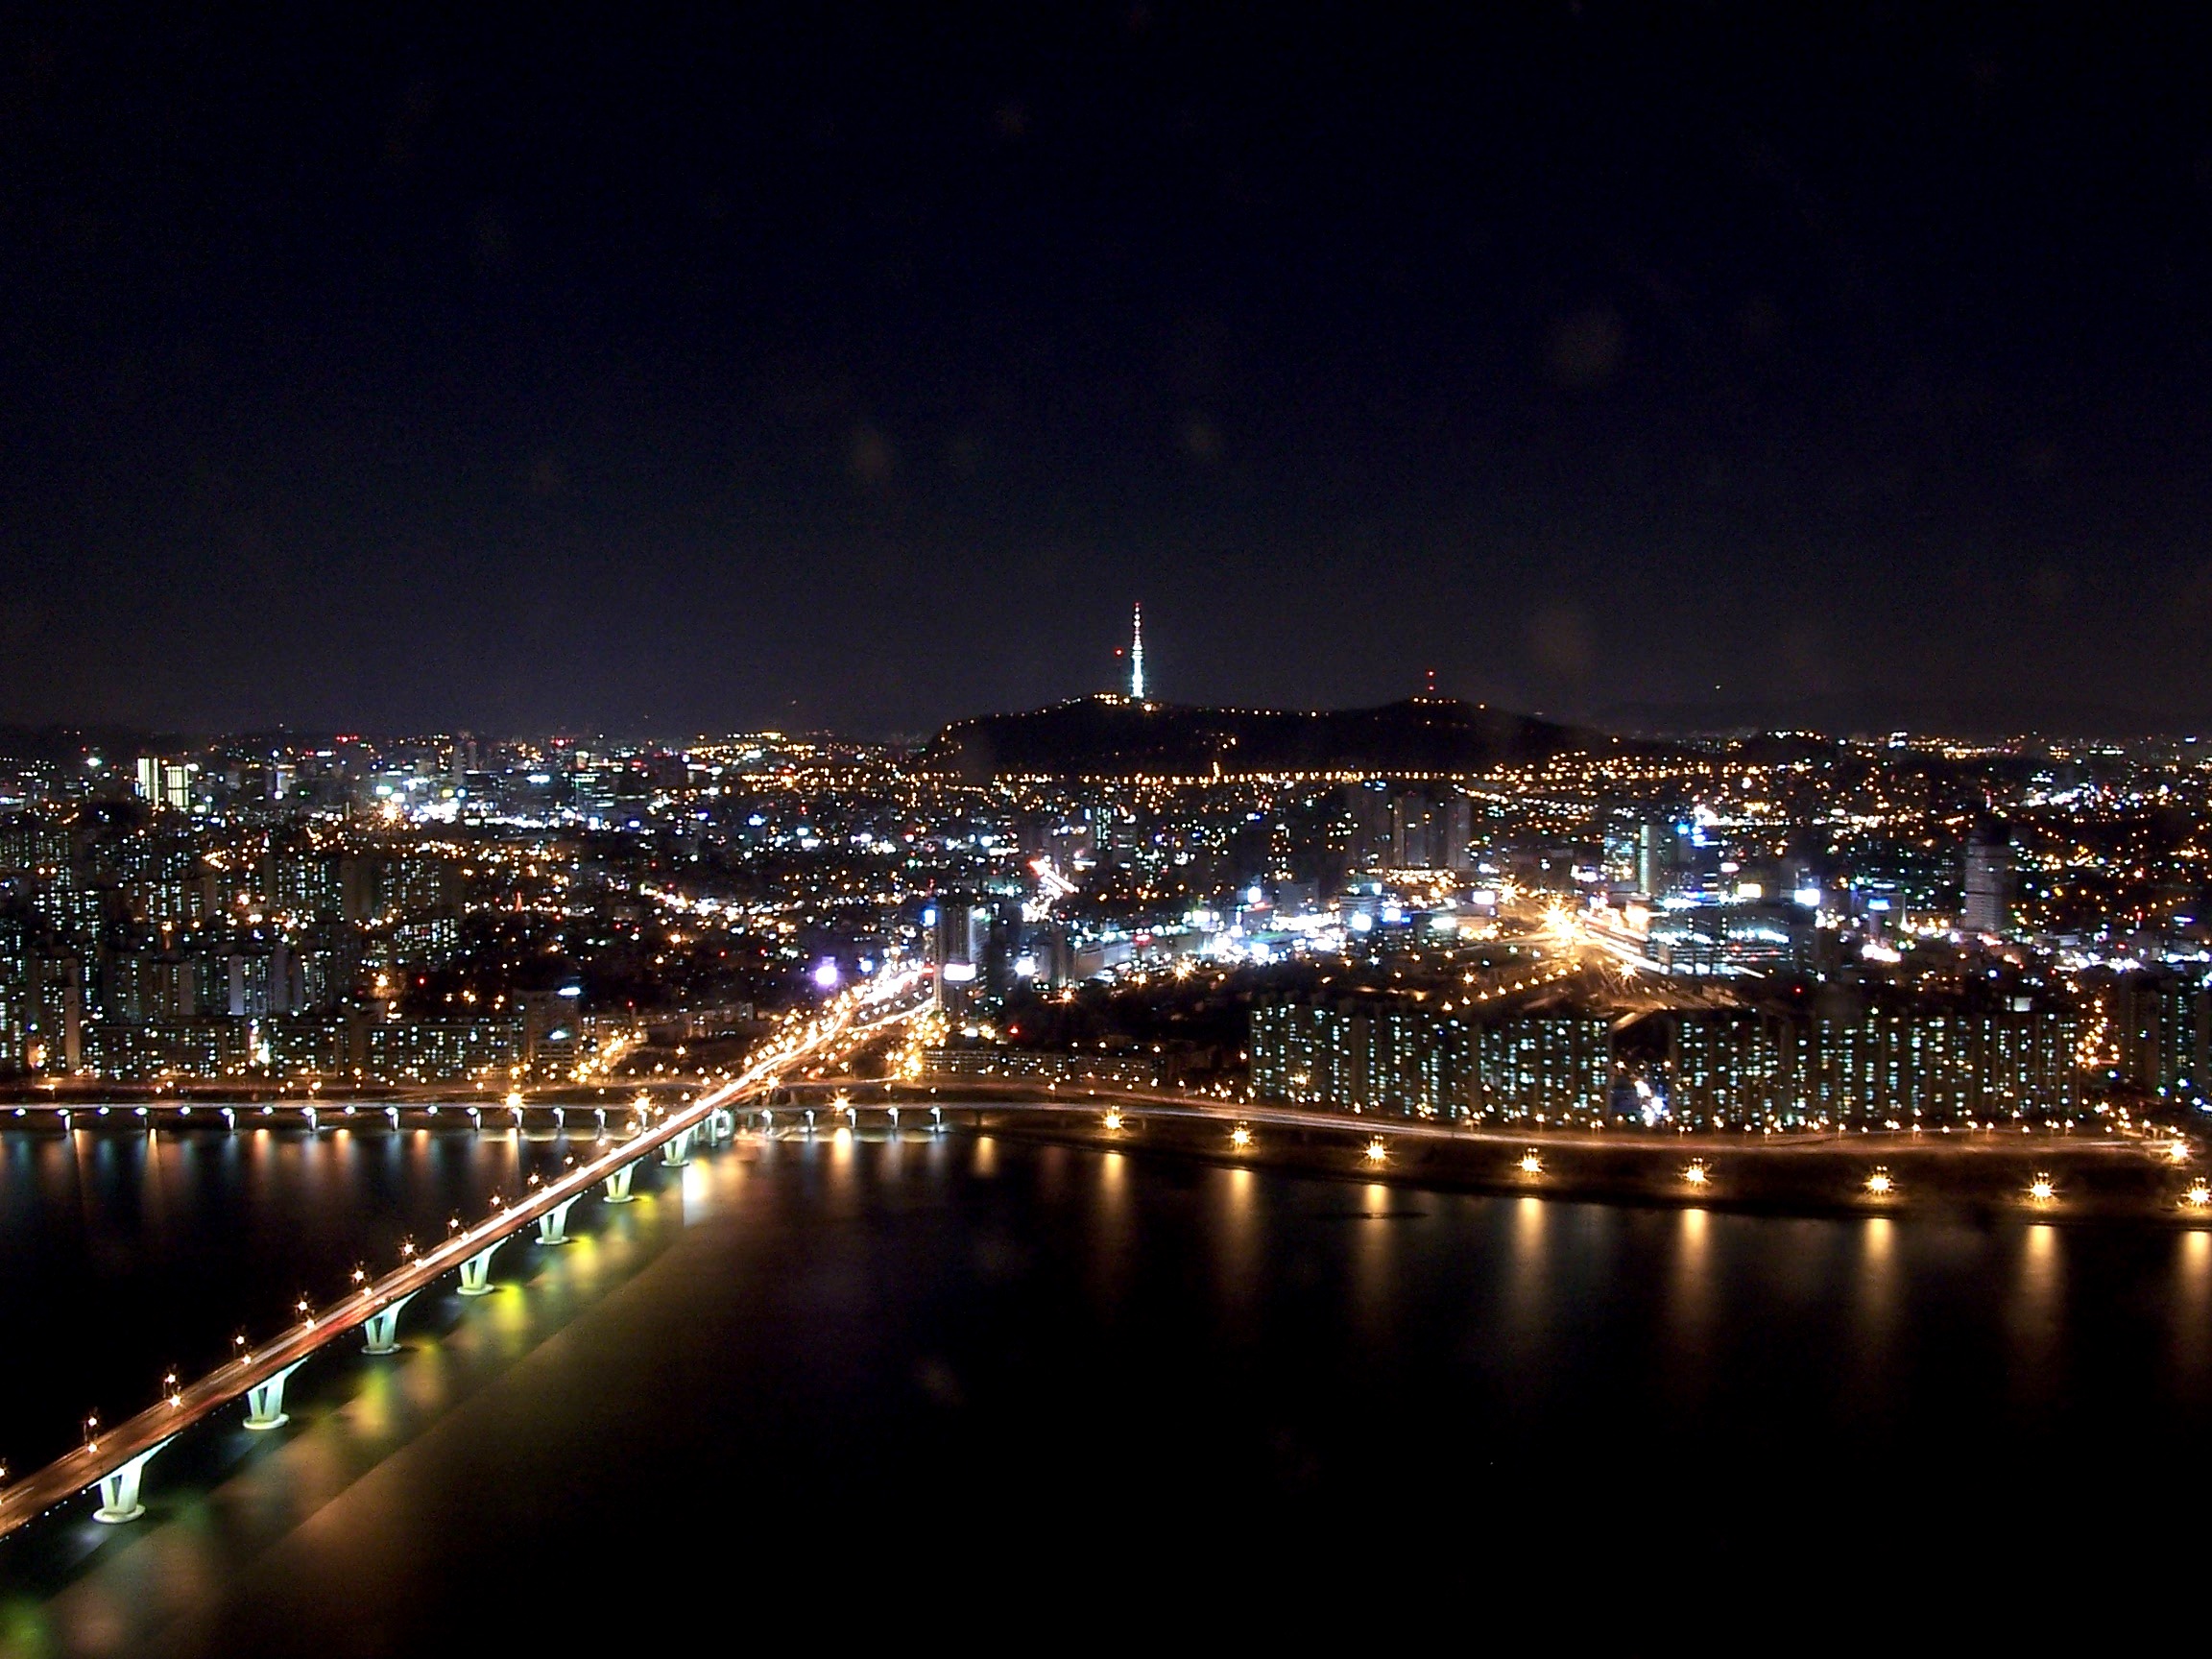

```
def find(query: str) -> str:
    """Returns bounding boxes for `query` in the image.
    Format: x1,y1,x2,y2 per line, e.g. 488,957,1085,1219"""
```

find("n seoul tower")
1130,602,1146,702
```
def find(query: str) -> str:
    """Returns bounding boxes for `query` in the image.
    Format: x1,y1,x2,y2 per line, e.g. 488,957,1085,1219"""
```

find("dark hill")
919,695,1623,781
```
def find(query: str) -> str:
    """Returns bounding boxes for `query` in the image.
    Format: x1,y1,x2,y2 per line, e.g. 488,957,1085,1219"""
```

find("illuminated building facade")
362,1017,525,1082
1961,829,2012,935
1667,1012,1794,1126
83,1020,255,1080
1471,1015,1614,1122
2097,968,2209,1105
1250,1002,1614,1123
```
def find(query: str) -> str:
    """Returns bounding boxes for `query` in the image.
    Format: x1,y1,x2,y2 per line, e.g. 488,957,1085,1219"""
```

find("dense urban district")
3,671,2210,1144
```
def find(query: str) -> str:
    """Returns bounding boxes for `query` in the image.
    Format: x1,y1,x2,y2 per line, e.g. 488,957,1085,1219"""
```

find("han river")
0,1117,2201,1650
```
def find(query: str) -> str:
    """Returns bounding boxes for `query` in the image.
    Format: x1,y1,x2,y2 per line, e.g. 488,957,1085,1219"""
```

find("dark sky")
6,5,2212,737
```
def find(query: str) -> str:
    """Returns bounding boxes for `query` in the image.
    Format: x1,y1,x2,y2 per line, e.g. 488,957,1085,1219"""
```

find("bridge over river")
0,973,930,1542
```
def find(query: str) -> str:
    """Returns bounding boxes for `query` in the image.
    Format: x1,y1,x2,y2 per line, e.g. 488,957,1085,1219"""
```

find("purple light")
812,959,840,989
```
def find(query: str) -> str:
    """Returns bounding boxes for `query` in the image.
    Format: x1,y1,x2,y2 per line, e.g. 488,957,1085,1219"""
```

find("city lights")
0,12,2206,1609
4,625,2212,1556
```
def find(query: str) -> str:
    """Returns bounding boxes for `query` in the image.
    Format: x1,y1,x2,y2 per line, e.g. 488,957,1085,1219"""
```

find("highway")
0,970,931,1543
805,1073,2176,1161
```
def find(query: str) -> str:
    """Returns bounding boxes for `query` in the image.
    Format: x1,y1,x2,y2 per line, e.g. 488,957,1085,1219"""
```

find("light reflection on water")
2179,1231,2212,1384
4,1132,2212,1650
1853,1215,1900,1389
0,1122,594,1475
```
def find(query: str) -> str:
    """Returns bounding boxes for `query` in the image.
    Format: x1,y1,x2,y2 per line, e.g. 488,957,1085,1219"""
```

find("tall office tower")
1390,790,1433,870
1962,828,2012,935
1130,603,1146,701
134,759,195,812
1441,796,1474,874
1637,820,1678,900
1343,781,1393,871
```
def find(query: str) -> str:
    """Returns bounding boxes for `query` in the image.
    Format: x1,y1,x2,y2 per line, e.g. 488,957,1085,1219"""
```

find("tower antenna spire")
1131,603,1145,702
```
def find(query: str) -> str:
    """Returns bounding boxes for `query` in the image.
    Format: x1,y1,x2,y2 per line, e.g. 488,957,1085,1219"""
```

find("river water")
1,1119,2203,1650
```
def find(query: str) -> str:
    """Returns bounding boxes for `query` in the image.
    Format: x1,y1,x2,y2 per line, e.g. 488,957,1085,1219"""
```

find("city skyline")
4,11,2206,1626
0,593,2204,750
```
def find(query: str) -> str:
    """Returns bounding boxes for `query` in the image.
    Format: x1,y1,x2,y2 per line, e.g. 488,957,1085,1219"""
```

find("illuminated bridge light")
1683,1160,1710,1189
1102,1109,1122,1131
2186,1182,2211,1210
1230,1123,1253,1151
1364,1137,1387,1166
1518,1149,1543,1175
2029,1173,2056,1203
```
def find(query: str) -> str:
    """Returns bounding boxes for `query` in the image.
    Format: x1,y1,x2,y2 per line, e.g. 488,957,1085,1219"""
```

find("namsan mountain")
918,694,1627,781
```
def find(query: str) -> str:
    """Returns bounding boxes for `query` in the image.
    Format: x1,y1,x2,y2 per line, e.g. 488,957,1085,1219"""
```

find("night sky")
6,6,2211,737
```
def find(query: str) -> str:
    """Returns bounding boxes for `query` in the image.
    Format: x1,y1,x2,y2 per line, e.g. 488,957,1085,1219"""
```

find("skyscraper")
1962,827,2012,935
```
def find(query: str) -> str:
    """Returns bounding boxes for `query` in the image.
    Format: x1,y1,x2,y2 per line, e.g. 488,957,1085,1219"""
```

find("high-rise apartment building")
1961,828,2012,935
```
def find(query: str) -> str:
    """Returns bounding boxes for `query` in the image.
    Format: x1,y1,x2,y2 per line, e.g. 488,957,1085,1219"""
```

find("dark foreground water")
2,1122,2205,1650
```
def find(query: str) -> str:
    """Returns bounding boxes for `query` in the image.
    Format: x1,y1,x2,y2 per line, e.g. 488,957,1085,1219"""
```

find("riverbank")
928,1099,2201,1225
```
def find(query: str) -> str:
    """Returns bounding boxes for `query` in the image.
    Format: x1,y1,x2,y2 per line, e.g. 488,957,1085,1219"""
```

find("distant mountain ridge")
1599,694,2188,741
918,694,1627,780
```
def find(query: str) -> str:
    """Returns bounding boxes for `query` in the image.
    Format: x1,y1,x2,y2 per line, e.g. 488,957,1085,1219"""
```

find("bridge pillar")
244,1360,308,1431
536,1196,579,1245
661,1127,694,1167
458,1238,506,1295
603,1162,636,1203
363,1291,418,1355
93,1438,171,1524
